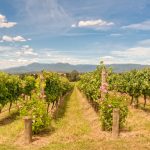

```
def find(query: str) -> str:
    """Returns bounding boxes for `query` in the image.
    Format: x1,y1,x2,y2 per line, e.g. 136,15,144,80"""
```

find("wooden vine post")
112,108,120,138
100,61,109,130
100,61,108,101
24,116,32,144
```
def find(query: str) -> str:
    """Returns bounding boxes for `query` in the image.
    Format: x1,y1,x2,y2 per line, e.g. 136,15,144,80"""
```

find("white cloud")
112,47,150,57
122,20,150,30
0,59,37,69
1,35,27,42
2,36,13,42
0,43,149,69
0,46,14,52
37,51,91,65
71,24,76,28
0,45,39,69
138,39,150,46
0,14,17,28
13,36,26,42
99,44,150,65
72,19,114,29
16,45,38,56
110,33,122,37
101,56,114,59
100,56,116,64
0,45,37,57
107,46,150,65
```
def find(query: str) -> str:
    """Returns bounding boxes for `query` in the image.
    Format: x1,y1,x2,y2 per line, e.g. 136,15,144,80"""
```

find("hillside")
2,63,150,73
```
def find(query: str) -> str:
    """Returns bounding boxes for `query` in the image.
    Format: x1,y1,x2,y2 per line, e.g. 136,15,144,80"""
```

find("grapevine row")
0,71,72,112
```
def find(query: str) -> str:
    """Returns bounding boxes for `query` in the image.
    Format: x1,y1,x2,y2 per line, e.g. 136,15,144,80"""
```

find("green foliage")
44,71,73,105
22,75,36,96
0,71,72,134
0,72,22,111
78,63,112,102
6,75,22,102
0,72,9,108
100,94,128,131
78,62,128,131
60,76,73,96
44,72,62,104
108,68,150,106
20,94,50,134
78,70,101,101
66,70,80,82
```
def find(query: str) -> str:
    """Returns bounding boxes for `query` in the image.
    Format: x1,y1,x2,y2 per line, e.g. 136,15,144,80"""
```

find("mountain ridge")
1,63,150,73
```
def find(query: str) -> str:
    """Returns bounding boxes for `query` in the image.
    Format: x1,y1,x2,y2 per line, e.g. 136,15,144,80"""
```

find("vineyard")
79,66,150,108
0,65,150,150
0,71,73,134
78,64,150,133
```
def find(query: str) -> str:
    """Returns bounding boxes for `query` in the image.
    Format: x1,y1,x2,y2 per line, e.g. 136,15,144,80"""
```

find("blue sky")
0,0,150,68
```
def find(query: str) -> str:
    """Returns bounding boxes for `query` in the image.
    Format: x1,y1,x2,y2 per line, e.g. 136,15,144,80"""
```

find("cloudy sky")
0,0,150,69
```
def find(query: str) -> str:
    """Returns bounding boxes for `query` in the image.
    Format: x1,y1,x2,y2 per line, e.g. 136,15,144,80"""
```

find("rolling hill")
1,63,149,73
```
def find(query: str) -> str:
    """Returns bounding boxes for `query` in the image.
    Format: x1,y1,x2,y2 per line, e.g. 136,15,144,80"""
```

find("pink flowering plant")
100,93,128,131
100,82,108,93
100,82,109,101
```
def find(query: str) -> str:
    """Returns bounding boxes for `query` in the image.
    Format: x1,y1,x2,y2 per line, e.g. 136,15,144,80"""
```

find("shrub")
20,94,50,134
100,94,128,131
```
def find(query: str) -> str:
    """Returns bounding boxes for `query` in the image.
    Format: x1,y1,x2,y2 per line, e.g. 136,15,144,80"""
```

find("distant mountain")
1,63,150,74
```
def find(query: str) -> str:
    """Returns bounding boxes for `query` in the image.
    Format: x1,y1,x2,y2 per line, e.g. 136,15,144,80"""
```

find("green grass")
0,145,18,150
1,88,150,150
0,109,23,150
44,87,91,144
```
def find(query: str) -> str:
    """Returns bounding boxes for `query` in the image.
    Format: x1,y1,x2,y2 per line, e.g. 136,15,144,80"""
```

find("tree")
66,70,80,82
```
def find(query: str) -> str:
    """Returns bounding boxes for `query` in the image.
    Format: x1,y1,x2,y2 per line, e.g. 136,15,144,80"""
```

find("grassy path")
1,87,150,150
40,87,111,150
41,87,93,150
